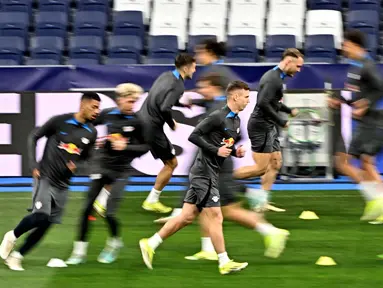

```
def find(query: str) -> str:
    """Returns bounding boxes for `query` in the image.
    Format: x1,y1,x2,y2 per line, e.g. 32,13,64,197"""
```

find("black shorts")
184,174,220,211
149,131,175,161
348,125,383,157
248,120,280,153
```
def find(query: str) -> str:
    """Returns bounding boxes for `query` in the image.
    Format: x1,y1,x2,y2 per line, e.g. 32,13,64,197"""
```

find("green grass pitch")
0,190,381,288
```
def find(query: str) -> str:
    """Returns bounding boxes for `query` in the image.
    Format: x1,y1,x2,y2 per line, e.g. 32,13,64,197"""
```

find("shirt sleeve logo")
81,137,90,144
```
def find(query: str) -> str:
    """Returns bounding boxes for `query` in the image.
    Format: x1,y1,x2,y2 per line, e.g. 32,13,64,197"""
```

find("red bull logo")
221,137,235,147
58,142,82,155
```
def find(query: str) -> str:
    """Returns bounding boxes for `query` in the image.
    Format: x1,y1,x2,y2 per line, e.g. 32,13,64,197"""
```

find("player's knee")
361,154,375,169
181,212,195,225
165,157,178,170
257,163,269,175
208,208,223,224
271,157,282,171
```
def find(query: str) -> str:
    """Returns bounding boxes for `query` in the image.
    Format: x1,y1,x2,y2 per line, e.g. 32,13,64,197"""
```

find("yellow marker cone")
316,256,337,266
299,211,319,220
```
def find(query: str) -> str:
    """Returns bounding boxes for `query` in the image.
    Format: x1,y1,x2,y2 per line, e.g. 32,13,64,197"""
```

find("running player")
139,53,196,213
233,49,302,211
155,39,238,223
183,75,289,261
0,92,100,271
327,30,383,221
139,81,249,275
66,83,149,265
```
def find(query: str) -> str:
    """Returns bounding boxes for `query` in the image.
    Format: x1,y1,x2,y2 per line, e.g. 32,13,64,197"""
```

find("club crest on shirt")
237,128,240,133
58,142,82,155
221,137,235,147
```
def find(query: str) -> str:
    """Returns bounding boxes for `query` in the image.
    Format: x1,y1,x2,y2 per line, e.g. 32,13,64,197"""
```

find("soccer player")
66,83,149,265
155,39,238,223
327,30,383,221
139,81,249,275
139,53,196,214
233,49,303,211
0,92,100,271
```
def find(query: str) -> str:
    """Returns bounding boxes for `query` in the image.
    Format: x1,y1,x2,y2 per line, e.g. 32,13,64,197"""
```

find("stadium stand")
0,0,381,65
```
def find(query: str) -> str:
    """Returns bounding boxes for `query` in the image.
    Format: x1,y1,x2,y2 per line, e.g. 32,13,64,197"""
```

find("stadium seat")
30,36,64,62
225,57,256,63
0,36,25,65
69,35,103,62
113,11,145,40
188,35,217,54
0,12,29,40
230,0,267,20
308,0,342,11
35,11,68,38
366,33,378,59
68,58,100,65
146,57,175,64
267,12,304,48
74,11,107,37
2,0,32,20
152,0,189,21
269,0,306,19
148,35,178,59
113,0,151,24
226,35,258,61
349,0,380,11
228,14,265,50
192,0,228,17
0,59,20,65
77,0,109,13
108,35,142,63
39,0,70,12
265,35,296,61
305,35,336,63
347,10,380,34
105,57,139,65
306,10,344,49
26,58,61,65
189,12,226,43
150,10,187,50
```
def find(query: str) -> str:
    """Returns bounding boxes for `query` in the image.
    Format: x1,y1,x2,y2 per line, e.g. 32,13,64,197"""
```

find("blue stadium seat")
146,57,175,64
67,58,100,65
77,0,109,13
26,58,61,65
148,35,178,60
30,36,64,62
113,11,144,40
0,36,25,65
69,35,103,62
309,0,342,10
226,35,258,62
265,35,297,61
305,35,336,63
74,11,107,37
2,0,32,20
0,12,28,41
366,34,378,59
35,11,68,38
0,59,20,65
188,35,217,54
349,0,380,11
347,10,380,34
39,0,70,13
105,57,139,65
225,58,256,63
108,35,142,63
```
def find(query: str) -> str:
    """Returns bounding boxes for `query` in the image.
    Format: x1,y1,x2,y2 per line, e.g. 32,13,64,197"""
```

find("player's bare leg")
233,152,270,179
143,157,178,213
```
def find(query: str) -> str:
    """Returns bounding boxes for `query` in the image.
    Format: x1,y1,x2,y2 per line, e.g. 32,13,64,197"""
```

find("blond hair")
115,83,143,100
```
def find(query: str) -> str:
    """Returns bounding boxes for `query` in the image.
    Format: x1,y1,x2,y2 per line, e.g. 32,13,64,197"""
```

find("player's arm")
361,62,383,106
230,131,243,157
27,115,59,171
71,130,98,174
160,88,181,130
277,102,292,114
188,113,221,155
258,82,287,127
124,122,150,155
